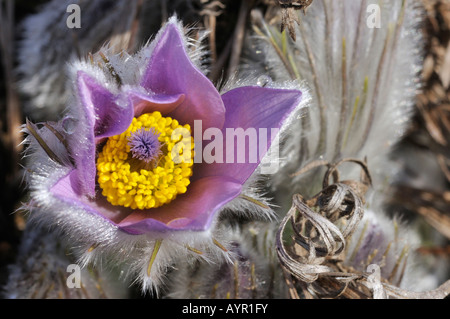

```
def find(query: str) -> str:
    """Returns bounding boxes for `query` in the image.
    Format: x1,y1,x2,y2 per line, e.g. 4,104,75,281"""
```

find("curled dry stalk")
277,158,370,297
276,158,450,299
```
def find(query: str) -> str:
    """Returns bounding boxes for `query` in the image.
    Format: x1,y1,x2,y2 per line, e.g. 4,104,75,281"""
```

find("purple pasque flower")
24,17,303,290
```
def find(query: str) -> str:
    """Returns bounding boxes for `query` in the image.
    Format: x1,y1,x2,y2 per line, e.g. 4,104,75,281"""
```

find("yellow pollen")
97,111,194,210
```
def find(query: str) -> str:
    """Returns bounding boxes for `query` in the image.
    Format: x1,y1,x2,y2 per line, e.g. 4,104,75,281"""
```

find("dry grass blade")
25,119,64,166
418,206,450,240
391,185,450,240
412,0,450,239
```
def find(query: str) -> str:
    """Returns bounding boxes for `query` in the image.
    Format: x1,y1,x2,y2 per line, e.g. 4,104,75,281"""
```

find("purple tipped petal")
78,72,133,140
71,72,133,197
117,176,242,234
50,170,131,224
140,21,225,131
127,89,185,117
50,171,242,235
197,86,302,184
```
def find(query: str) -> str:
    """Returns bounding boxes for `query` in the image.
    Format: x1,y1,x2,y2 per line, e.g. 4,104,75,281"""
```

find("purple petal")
71,72,133,197
50,170,131,224
196,86,302,184
50,170,242,235
77,72,134,139
127,89,185,117
350,223,385,270
117,176,242,234
140,21,225,131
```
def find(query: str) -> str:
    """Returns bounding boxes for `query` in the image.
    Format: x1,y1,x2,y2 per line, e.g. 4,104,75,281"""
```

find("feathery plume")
248,0,423,200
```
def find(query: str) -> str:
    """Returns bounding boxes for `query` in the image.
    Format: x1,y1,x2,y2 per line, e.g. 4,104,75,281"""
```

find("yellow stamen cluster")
97,111,194,210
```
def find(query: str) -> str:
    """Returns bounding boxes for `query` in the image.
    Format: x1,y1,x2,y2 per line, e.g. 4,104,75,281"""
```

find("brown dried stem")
276,158,449,298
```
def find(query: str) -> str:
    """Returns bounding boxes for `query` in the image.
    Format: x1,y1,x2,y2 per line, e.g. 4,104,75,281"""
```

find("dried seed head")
278,0,314,40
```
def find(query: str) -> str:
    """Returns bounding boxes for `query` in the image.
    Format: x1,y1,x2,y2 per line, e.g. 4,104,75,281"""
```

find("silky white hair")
245,0,423,202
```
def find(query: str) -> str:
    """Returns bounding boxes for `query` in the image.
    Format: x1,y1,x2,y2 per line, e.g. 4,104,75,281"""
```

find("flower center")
96,111,194,210
128,127,162,164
